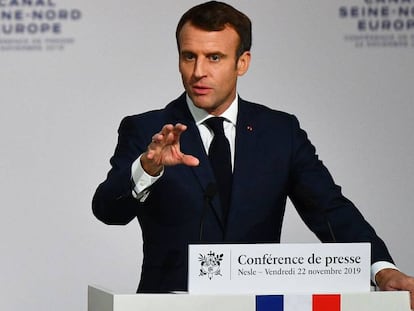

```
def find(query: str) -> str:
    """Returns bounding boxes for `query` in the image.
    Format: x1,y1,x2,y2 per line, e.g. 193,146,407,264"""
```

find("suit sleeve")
92,116,149,225
287,115,393,264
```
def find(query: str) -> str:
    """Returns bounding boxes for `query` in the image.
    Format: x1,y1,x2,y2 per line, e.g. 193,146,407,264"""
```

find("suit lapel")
233,99,257,177
225,99,258,232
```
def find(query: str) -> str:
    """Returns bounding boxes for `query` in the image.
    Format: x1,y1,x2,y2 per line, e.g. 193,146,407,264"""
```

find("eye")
209,54,221,62
182,52,195,61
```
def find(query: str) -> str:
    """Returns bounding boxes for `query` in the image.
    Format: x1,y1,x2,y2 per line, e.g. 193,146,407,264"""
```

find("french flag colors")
256,294,341,311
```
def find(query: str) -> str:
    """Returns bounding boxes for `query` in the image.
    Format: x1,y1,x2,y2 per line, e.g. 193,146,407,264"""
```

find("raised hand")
140,123,199,176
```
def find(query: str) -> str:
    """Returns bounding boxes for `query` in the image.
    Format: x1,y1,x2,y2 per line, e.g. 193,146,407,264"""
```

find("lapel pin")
247,125,253,131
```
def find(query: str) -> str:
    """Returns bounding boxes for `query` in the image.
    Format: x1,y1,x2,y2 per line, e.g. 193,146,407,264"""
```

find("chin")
192,98,214,110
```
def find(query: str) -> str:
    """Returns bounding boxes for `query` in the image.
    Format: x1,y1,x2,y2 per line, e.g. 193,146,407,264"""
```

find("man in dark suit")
92,1,414,306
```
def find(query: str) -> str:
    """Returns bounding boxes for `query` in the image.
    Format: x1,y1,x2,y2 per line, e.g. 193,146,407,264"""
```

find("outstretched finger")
171,123,188,142
150,124,174,145
159,124,174,137
159,123,187,145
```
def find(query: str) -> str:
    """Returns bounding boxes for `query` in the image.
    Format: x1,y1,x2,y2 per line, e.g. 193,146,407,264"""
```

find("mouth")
192,84,212,96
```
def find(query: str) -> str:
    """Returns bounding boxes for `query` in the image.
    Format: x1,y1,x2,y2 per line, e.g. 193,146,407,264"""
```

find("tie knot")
205,117,226,136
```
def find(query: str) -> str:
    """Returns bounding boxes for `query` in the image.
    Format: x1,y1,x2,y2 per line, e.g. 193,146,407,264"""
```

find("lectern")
88,285,410,311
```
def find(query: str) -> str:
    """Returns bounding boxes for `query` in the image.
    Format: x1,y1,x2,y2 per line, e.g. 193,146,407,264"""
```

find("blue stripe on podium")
256,295,283,311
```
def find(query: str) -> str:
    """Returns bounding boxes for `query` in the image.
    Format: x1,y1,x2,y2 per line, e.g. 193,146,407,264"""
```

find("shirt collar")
186,93,238,126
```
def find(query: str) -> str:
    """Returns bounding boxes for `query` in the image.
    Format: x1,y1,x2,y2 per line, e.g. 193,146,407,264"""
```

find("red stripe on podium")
313,294,340,311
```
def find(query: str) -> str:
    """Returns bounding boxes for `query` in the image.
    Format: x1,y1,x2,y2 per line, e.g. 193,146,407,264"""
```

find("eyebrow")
180,50,227,57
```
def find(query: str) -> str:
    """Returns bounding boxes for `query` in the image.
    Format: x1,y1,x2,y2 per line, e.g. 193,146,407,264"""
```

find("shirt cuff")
371,261,399,285
131,155,163,201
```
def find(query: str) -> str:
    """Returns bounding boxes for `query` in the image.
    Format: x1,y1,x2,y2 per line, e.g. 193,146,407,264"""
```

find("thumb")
181,154,199,167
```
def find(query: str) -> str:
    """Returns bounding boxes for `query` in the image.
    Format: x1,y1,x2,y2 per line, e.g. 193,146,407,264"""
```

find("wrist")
140,153,163,176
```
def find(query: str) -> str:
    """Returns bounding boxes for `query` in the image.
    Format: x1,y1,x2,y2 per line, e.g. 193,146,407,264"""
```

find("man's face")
178,22,250,116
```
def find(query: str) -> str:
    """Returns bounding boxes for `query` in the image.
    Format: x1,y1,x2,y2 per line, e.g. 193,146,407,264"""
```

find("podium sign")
188,243,370,294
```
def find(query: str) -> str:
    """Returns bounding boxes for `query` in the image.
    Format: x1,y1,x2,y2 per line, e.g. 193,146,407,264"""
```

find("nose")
193,58,207,79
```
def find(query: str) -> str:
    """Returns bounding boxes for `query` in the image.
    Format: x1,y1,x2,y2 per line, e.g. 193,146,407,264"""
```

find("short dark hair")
176,1,252,58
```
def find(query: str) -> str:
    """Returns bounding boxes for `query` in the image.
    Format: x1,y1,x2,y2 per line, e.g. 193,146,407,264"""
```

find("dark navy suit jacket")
92,93,393,292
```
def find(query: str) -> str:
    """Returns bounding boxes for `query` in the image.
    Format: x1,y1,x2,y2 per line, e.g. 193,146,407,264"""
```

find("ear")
236,51,251,76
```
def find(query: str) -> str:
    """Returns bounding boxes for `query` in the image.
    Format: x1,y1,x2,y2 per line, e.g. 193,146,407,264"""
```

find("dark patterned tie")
204,117,232,223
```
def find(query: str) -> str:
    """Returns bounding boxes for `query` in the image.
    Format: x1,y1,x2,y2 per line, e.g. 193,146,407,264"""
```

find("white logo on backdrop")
0,0,82,52
338,0,414,48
